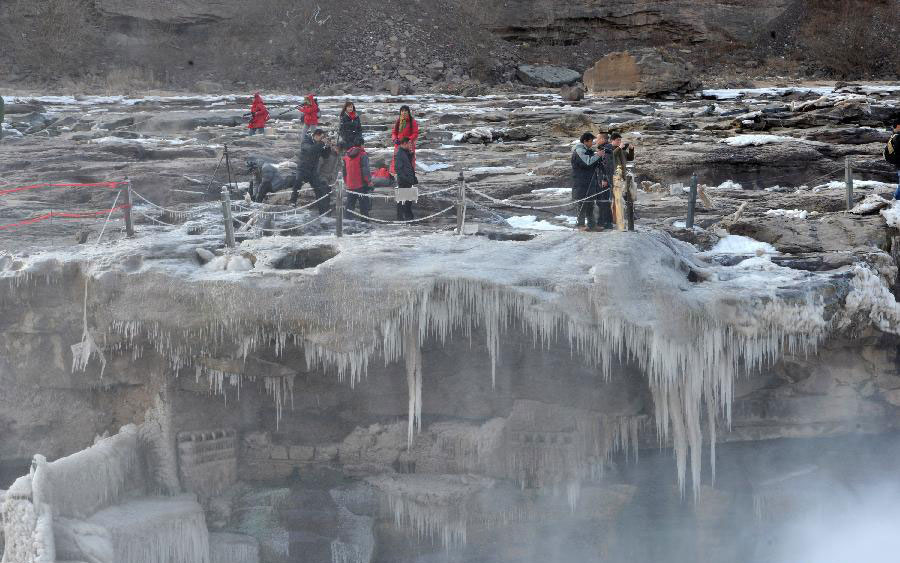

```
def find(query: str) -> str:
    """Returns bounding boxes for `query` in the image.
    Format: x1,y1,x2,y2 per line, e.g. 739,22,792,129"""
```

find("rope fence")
0,151,881,244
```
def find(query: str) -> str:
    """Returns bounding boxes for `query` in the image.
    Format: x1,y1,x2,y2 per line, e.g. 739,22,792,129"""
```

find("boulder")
560,84,585,101
516,65,581,88
583,49,700,97
384,79,412,96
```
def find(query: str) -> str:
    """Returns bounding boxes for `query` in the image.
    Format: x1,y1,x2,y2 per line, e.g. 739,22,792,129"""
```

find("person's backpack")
885,133,899,165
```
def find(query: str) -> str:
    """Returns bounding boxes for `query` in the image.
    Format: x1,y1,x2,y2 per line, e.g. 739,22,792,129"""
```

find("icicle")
404,326,423,449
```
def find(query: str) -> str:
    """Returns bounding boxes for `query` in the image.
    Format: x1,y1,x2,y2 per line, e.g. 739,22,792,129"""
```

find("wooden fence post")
221,187,236,248
845,157,853,211
456,171,467,234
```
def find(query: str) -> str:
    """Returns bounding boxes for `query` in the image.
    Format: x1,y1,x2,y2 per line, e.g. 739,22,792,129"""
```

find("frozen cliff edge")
0,228,895,496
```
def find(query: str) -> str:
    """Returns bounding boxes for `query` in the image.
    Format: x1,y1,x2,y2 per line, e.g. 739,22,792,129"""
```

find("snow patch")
722,134,800,147
765,208,809,220
505,215,570,231
417,161,452,172
710,235,778,255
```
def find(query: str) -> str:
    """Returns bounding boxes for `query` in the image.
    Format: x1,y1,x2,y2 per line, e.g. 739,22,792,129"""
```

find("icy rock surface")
0,227,853,496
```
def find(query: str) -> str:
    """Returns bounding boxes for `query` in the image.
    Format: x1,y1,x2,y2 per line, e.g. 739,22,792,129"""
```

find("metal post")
686,173,698,229
123,177,135,237
335,177,344,238
456,171,467,234
221,187,236,248
845,157,853,211
625,174,635,232
224,144,235,193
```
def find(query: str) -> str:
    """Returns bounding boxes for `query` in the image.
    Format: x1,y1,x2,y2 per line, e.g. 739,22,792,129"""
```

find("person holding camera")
610,133,635,174
292,128,335,213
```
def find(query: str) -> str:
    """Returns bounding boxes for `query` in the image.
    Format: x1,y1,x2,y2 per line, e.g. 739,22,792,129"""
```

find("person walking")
342,143,373,219
394,137,418,220
247,92,270,136
886,119,900,199
339,101,364,150
390,105,419,175
571,132,605,231
292,129,334,212
298,94,319,144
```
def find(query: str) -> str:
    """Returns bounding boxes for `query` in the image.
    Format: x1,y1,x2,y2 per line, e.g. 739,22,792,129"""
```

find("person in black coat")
394,137,418,220
571,132,608,230
338,101,364,150
292,129,333,212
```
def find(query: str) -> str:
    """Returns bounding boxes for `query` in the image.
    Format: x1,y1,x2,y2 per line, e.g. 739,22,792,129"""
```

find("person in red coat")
248,92,269,136
298,94,319,143
342,143,373,218
390,105,419,175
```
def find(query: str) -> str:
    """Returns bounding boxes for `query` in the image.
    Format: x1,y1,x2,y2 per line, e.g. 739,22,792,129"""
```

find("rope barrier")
466,185,598,210
130,189,206,216
134,209,189,226
0,204,131,231
345,204,456,224
232,192,331,215
0,181,124,197
232,208,332,233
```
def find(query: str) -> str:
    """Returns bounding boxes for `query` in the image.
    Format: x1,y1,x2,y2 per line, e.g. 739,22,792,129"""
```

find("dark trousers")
292,172,331,213
576,201,595,228
345,187,372,218
255,180,274,203
396,182,414,220
595,199,613,228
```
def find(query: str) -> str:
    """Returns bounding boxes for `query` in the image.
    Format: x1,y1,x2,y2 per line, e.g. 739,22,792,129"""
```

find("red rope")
0,181,125,197
0,205,130,231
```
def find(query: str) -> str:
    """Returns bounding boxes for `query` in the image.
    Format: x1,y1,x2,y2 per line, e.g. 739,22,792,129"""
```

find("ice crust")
0,227,854,497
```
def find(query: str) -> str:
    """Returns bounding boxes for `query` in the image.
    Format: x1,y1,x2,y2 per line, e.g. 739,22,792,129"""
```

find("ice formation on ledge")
0,230,845,497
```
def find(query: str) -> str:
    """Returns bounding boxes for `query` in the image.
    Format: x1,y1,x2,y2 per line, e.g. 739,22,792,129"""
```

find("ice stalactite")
70,280,106,376
367,474,491,551
404,325,423,449
140,389,182,495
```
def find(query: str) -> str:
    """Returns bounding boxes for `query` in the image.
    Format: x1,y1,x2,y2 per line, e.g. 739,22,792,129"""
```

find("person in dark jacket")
371,159,396,187
394,137,418,220
247,158,295,202
593,132,614,229
292,129,333,212
343,144,373,218
888,119,900,199
571,132,607,231
339,101,364,150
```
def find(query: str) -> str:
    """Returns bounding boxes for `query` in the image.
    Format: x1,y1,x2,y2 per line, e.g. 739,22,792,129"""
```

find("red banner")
0,182,125,197
0,205,130,231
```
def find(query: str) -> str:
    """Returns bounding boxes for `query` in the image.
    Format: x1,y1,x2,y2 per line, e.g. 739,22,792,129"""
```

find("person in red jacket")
342,143,373,218
247,92,269,135
390,105,419,175
371,159,395,187
298,94,319,143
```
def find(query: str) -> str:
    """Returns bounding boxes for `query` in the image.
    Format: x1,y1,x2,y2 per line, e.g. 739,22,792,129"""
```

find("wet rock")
804,128,890,145
560,84,585,101
515,64,581,87
583,49,700,97
100,116,135,130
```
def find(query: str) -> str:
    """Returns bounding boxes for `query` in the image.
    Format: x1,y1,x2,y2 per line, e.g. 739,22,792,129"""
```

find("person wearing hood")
298,94,319,144
247,92,270,136
394,137,418,220
342,143,373,218
339,101,364,150
390,105,419,175
571,132,607,231
292,128,334,212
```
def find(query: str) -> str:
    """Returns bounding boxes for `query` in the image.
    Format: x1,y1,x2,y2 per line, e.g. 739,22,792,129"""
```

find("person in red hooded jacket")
390,105,419,175
298,94,319,144
247,93,269,135
342,142,373,218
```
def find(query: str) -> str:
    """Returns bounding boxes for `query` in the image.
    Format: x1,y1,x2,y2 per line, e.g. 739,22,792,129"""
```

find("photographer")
610,133,635,174
291,129,335,213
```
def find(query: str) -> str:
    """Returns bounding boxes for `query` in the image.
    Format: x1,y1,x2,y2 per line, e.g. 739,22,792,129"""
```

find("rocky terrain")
2,80,900,563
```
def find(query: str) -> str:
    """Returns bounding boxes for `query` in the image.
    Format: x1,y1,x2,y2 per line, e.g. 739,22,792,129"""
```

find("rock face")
583,49,700,96
95,0,241,24
516,64,582,87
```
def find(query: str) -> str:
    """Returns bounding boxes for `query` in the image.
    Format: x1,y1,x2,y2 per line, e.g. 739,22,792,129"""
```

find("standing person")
571,132,605,231
339,101,364,150
292,129,334,212
593,132,614,230
342,143,373,218
886,119,900,199
609,133,635,230
247,92,270,136
298,94,319,144
394,137,418,220
390,105,419,175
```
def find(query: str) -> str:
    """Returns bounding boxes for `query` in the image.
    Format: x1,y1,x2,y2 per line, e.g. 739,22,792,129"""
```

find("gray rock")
516,64,581,88
560,84,585,101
